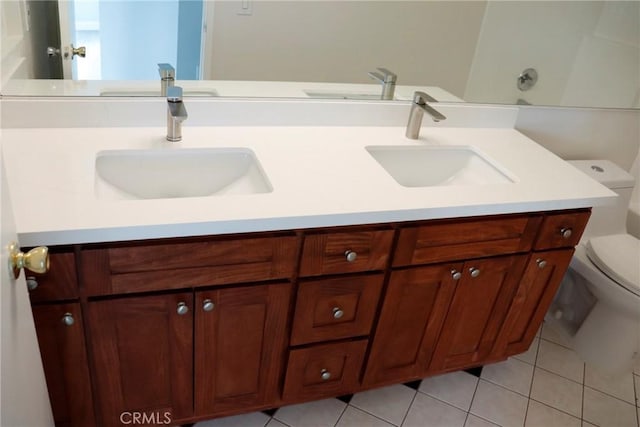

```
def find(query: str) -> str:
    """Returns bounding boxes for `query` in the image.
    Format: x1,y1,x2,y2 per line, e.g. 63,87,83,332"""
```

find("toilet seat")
586,234,640,297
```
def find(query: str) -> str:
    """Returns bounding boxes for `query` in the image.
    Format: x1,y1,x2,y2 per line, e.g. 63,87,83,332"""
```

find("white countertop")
1,79,463,102
2,125,615,247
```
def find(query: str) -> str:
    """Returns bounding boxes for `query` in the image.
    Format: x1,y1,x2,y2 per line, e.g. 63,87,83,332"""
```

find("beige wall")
206,1,487,98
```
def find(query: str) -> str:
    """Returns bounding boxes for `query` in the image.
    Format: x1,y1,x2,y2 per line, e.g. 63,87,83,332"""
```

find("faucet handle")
413,91,438,104
158,63,175,79
368,67,397,83
167,86,183,102
376,67,397,83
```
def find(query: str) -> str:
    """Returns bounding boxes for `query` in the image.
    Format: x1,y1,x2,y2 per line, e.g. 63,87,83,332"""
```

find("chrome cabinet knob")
469,268,481,278
61,313,74,326
560,228,573,239
344,250,357,263
26,276,38,291
536,258,547,269
320,369,331,381
332,307,344,319
450,269,462,280
202,299,215,312
8,242,49,280
176,302,189,316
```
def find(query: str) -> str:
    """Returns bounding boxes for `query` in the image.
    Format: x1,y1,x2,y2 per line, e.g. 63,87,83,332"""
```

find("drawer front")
300,230,394,277
534,210,590,250
81,235,298,296
282,340,367,402
291,274,383,346
29,252,79,302
394,214,541,267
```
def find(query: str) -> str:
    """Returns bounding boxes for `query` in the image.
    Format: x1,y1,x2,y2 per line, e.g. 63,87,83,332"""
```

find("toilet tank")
568,160,635,239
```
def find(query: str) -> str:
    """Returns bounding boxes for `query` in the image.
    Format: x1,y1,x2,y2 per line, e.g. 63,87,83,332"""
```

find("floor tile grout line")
332,400,350,427
415,383,478,416
523,337,542,427
528,396,587,421
582,383,638,407
464,373,482,424
581,360,586,423
534,365,585,387
345,403,400,427
397,389,418,427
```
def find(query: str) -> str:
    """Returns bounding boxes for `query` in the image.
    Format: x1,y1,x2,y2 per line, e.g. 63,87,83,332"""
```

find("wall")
465,1,640,109
516,107,640,171
0,0,34,84
207,1,487,98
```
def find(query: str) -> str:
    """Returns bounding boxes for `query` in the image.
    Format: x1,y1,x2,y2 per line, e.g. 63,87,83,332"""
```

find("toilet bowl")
546,159,640,375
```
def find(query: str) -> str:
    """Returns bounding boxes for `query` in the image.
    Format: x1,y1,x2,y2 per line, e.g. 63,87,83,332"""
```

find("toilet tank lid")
567,160,635,189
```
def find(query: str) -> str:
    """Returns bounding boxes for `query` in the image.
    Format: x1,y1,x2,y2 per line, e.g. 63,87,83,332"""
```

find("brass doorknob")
8,242,49,280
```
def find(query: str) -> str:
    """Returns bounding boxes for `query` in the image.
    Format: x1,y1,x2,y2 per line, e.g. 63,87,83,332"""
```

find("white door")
0,142,53,425
58,0,78,79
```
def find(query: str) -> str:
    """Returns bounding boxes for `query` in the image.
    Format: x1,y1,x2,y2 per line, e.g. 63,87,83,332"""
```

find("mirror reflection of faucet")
166,86,188,142
405,91,446,139
158,63,175,97
368,67,397,100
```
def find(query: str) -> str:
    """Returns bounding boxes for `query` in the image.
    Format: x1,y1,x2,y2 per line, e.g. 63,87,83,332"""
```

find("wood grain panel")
394,215,541,266
282,340,367,401
300,230,393,276
195,283,291,417
32,303,95,427
28,252,78,302
291,274,383,345
534,210,590,250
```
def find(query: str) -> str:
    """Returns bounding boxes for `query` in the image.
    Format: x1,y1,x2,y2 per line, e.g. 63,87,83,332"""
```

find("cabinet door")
429,255,528,372
492,249,574,358
363,263,460,387
87,292,193,427
195,283,291,417
32,303,95,427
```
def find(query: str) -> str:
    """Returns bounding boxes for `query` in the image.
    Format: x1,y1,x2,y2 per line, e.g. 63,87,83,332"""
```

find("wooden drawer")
393,214,542,267
29,252,79,303
282,340,367,401
300,229,394,277
81,234,298,296
291,274,383,346
534,210,590,250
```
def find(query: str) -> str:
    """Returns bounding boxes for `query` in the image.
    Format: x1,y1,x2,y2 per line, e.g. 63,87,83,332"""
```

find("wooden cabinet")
194,283,291,417
283,340,368,401
363,263,460,387
30,209,589,426
492,249,575,358
32,304,94,427
291,274,383,346
87,292,194,427
429,255,528,372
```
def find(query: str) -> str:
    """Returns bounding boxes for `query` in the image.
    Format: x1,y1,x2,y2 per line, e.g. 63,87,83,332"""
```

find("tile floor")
196,324,640,427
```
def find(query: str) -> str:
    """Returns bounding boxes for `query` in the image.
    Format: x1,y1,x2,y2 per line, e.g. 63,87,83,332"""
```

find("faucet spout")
368,67,397,100
158,63,175,97
405,91,446,139
166,86,188,142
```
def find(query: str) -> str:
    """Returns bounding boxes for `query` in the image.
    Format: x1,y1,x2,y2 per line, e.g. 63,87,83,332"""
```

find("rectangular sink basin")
366,145,515,187
95,148,272,200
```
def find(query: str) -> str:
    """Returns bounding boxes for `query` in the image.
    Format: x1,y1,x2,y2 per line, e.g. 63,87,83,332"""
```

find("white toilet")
546,158,640,375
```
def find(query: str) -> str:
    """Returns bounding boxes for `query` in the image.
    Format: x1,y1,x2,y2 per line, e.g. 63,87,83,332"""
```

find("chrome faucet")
158,63,175,97
368,67,397,100
166,86,188,142
405,91,446,139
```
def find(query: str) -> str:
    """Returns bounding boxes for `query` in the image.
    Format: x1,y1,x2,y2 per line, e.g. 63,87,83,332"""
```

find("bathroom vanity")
1,102,614,426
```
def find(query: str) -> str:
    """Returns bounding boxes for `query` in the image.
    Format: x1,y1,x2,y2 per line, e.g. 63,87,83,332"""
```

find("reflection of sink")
95,148,272,200
100,89,218,97
366,145,515,187
304,90,386,100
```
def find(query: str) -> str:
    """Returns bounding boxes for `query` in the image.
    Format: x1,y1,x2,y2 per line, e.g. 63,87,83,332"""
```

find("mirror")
1,0,638,110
